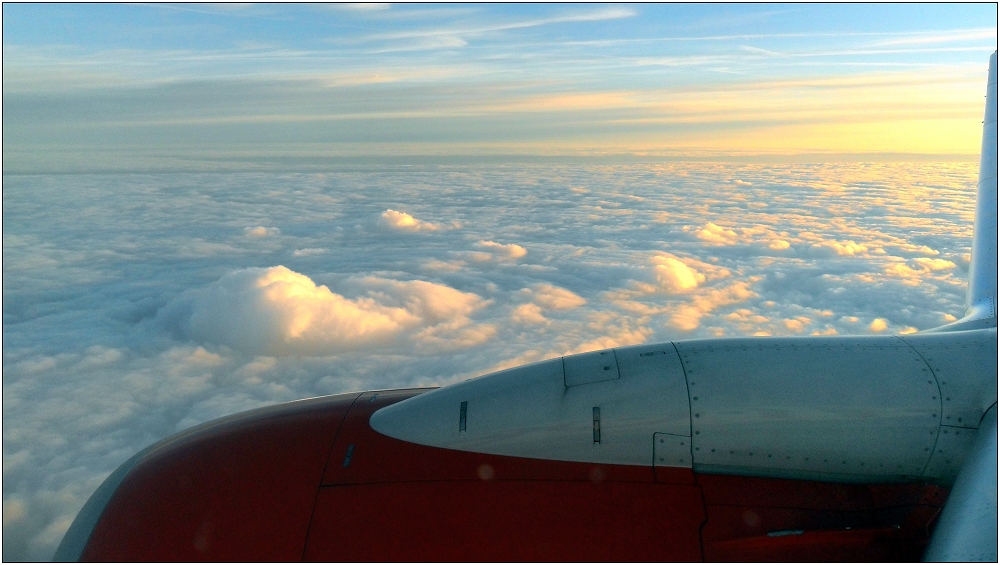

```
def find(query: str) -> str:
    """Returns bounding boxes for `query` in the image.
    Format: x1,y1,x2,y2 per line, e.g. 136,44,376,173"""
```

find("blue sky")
3,4,993,57
3,3,996,169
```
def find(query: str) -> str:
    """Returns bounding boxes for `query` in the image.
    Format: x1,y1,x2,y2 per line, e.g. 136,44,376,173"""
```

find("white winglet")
931,51,998,332
967,51,998,320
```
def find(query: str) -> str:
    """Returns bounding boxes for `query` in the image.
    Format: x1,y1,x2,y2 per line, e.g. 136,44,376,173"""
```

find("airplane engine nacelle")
57,329,994,562
372,329,996,484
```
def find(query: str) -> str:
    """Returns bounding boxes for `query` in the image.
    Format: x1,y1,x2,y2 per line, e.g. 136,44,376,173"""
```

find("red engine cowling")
79,392,359,561
69,389,943,562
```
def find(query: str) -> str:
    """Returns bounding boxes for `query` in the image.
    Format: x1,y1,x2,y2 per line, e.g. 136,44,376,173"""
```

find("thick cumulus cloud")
651,255,706,293
157,266,492,355
3,161,980,560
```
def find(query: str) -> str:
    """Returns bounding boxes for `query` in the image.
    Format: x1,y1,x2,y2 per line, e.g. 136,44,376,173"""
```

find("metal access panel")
676,335,941,482
612,344,691,438
564,349,620,387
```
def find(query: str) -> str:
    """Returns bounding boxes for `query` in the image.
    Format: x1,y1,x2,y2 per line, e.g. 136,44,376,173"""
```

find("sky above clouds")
2,3,997,170
1,3,995,561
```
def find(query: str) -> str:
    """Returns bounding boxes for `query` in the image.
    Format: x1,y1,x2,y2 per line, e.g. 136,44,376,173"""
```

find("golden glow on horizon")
664,117,982,155
57,68,983,158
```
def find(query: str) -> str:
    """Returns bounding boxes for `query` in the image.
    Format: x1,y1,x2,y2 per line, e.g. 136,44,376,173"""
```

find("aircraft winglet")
931,51,998,332
967,51,998,319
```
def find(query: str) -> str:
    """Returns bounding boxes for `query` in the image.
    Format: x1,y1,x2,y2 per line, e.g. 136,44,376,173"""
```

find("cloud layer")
2,161,978,560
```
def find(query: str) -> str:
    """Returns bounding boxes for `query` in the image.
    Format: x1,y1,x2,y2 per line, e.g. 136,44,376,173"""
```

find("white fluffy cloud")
510,284,585,326
466,240,527,262
695,222,740,245
884,257,961,288
379,209,441,232
157,266,492,355
604,252,753,332
651,255,705,293
511,303,548,324
809,239,868,256
665,280,758,331
914,258,957,271
615,253,729,298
